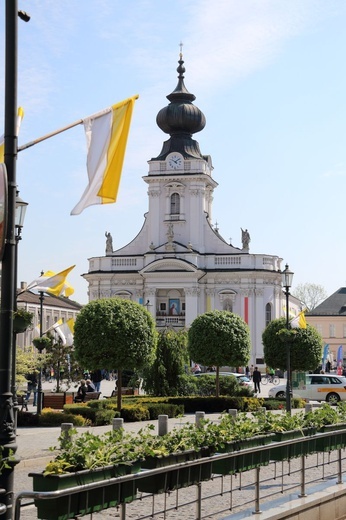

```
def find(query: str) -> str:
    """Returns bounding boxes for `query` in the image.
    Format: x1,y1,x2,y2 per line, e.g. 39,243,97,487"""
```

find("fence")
13,429,346,520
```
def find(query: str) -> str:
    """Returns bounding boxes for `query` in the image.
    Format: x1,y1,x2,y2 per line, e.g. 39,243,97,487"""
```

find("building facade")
16,282,82,349
83,55,300,366
306,288,346,365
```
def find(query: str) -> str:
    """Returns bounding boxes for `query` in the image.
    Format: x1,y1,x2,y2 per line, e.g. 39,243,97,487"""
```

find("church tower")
84,54,293,366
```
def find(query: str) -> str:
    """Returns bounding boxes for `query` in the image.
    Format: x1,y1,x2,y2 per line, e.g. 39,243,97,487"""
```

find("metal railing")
13,429,346,520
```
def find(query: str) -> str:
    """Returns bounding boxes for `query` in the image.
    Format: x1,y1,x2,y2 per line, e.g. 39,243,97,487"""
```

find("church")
83,54,299,366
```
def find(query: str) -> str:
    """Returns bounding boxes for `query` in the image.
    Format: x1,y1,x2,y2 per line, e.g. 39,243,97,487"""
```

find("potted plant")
13,308,34,333
30,429,142,520
33,336,52,351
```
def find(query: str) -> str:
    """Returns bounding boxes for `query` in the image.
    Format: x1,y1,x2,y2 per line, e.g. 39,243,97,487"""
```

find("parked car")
268,374,346,404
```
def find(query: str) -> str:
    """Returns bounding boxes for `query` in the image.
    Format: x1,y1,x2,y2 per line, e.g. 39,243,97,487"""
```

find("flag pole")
17,119,83,152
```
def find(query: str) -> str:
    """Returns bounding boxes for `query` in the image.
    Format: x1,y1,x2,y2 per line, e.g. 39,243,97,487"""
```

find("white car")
268,374,346,404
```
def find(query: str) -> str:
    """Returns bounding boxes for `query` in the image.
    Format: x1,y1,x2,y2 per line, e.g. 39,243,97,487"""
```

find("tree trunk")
216,366,220,398
117,369,122,410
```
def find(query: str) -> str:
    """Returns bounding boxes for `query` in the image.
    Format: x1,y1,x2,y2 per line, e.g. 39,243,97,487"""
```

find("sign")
0,164,8,260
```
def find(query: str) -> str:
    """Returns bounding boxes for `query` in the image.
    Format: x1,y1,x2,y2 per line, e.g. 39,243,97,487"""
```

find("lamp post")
11,192,28,429
36,291,45,415
282,264,294,414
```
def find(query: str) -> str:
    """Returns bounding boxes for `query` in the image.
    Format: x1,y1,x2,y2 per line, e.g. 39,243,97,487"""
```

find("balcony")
156,314,185,328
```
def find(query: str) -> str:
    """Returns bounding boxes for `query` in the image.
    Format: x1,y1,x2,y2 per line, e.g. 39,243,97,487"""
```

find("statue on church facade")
105,232,113,255
241,228,250,250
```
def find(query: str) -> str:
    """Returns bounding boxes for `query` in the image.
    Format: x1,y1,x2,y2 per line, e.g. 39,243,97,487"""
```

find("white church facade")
83,54,300,366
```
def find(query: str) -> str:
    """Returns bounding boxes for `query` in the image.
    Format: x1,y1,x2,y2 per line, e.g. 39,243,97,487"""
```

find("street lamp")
282,264,294,414
11,192,28,428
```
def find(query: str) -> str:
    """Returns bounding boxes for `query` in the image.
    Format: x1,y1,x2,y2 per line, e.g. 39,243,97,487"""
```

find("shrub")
94,409,118,425
145,403,184,419
17,411,39,427
63,404,96,422
38,409,87,426
121,405,150,422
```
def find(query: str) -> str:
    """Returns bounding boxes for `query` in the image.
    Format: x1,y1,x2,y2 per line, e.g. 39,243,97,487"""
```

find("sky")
1,0,346,305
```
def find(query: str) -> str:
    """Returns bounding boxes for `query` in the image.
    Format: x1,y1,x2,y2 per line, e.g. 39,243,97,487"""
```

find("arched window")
170,193,180,215
265,303,272,326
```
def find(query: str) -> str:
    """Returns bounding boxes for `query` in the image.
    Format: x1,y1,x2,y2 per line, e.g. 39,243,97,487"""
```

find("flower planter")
30,462,140,520
270,427,316,461
138,450,212,494
13,315,31,333
316,423,346,452
212,434,274,475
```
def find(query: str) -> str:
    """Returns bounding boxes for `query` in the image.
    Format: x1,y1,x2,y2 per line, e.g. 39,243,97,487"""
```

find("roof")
17,290,83,311
307,287,346,316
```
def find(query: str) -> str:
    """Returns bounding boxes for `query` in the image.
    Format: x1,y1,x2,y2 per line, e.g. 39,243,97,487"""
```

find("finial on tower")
179,41,183,58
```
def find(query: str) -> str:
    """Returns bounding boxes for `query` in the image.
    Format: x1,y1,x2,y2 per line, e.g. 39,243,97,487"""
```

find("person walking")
91,369,102,392
253,366,262,394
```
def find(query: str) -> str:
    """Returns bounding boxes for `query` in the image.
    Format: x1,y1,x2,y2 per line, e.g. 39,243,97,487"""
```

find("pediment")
140,258,198,274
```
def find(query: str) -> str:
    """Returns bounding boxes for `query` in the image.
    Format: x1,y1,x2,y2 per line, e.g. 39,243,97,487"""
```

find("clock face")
168,154,183,170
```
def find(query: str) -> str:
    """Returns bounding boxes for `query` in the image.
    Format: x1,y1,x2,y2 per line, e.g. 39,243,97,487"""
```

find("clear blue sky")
1,0,345,304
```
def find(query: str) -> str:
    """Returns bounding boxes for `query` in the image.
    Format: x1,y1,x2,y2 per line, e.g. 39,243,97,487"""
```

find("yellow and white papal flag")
52,318,75,346
70,95,138,215
290,310,307,329
26,265,75,297
0,107,24,162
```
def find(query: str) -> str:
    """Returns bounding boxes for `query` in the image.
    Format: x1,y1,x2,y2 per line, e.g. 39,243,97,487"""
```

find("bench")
85,391,101,401
43,392,74,410
74,391,101,403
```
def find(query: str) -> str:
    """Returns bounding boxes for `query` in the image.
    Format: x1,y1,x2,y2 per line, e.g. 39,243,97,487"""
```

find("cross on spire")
179,41,183,58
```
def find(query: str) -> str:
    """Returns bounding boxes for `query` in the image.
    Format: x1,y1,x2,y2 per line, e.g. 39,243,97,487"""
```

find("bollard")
195,411,205,428
305,403,313,413
228,409,237,420
158,415,168,436
112,418,124,432
60,423,73,449
258,407,266,414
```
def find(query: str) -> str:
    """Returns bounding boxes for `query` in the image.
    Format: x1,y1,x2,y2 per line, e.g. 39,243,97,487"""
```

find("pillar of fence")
158,415,168,436
112,418,124,432
195,411,205,428
60,423,73,449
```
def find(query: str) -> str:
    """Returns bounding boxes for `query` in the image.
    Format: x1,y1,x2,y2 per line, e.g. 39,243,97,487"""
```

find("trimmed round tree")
74,298,157,408
188,310,251,397
262,317,323,373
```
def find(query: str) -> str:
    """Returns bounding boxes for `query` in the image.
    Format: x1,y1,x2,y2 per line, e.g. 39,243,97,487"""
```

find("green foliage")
63,404,96,422
17,410,39,427
74,298,157,371
16,347,37,387
144,329,189,396
262,318,323,372
38,409,87,427
188,310,251,368
175,374,199,396
120,405,150,422
94,409,117,425
145,403,184,419
192,374,254,397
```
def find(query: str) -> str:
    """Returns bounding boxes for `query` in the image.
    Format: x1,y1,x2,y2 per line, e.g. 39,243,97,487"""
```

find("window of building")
329,324,336,337
160,303,166,311
265,303,272,327
170,193,180,215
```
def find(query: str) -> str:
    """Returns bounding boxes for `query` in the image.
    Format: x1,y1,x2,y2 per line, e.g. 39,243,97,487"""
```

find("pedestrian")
86,379,96,392
250,364,254,380
245,366,250,378
91,369,102,392
26,372,38,406
74,380,87,402
253,366,261,394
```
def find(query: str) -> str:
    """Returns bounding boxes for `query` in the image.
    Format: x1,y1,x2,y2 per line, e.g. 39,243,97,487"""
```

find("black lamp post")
37,291,45,415
11,192,28,428
282,264,294,414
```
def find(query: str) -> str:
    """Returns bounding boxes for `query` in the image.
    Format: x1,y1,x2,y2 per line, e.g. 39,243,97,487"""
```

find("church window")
265,303,272,326
170,193,180,215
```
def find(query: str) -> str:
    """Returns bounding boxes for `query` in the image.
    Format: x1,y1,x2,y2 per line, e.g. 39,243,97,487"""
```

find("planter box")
30,463,140,520
316,423,346,452
212,434,274,475
138,450,212,494
43,393,73,410
270,428,316,461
